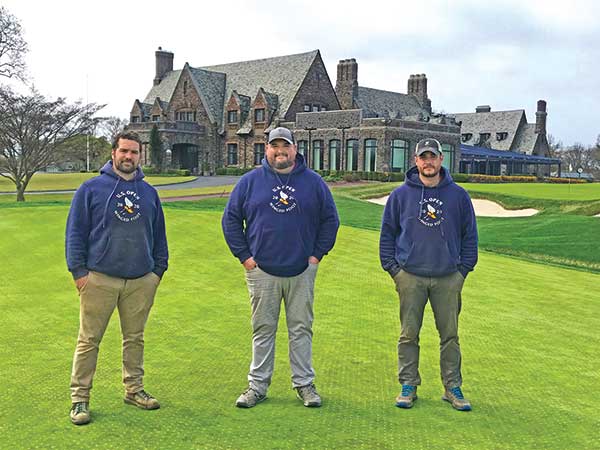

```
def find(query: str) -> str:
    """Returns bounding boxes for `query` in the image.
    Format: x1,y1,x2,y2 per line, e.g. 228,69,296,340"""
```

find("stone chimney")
535,100,547,134
408,74,431,114
154,47,174,86
335,58,358,110
475,105,491,113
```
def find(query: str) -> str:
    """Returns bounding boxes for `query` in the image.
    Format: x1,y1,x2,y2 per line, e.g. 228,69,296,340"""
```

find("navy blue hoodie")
65,161,168,280
222,154,339,277
379,166,478,278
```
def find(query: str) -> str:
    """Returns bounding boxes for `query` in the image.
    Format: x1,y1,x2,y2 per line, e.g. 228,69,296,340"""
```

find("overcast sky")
3,0,599,146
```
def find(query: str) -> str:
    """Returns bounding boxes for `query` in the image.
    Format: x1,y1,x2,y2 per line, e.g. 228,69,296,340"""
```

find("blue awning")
460,144,560,164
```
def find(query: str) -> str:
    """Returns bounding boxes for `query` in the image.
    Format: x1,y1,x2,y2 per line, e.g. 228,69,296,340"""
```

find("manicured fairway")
0,204,598,449
0,172,195,192
460,182,600,201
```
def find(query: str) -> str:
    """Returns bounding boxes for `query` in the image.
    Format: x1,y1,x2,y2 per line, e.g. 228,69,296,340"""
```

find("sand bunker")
368,196,538,217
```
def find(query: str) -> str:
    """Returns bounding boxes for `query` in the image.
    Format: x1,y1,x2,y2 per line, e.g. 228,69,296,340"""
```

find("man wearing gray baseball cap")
380,137,478,411
222,126,339,408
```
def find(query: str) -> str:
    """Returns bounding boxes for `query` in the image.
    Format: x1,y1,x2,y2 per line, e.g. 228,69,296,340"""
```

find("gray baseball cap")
415,138,442,156
268,127,294,145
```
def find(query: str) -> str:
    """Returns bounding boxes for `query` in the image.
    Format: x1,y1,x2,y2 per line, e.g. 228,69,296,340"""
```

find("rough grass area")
0,205,598,449
0,172,196,192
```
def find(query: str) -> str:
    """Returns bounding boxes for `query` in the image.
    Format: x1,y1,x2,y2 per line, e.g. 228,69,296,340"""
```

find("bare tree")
0,6,28,80
0,86,103,201
557,142,599,175
98,116,129,143
547,134,563,158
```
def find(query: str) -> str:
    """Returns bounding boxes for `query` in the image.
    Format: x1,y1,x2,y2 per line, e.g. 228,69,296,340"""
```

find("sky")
2,0,599,146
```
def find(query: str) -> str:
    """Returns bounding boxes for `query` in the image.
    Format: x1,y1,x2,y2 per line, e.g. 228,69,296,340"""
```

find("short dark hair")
112,131,142,150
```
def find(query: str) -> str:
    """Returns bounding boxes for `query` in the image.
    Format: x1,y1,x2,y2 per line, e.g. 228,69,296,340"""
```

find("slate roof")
512,123,539,155
141,50,319,132
188,67,226,125
450,110,525,150
202,50,318,129
355,86,425,119
143,70,182,105
262,90,279,112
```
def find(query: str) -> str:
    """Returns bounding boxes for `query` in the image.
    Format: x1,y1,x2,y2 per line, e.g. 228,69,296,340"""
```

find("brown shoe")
442,386,472,411
395,385,417,408
70,401,91,425
124,390,160,410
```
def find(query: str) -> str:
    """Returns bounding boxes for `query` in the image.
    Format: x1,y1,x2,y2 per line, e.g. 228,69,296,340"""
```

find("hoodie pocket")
403,238,456,276
95,234,152,276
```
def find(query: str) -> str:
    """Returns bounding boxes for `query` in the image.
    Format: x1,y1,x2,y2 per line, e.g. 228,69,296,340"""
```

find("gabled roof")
202,50,319,128
258,88,279,111
141,50,320,131
450,110,525,150
188,67,226,126
231,91,251,112
152,97,168,111
143,70,182,105
512,123,539,155
356,86,425,119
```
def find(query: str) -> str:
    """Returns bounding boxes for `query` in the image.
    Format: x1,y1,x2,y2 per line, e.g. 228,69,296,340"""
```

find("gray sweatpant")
393,270,465,388
244,264,318,394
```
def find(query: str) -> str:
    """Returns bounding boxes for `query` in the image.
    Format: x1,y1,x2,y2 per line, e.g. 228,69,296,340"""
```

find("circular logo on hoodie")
270,185,297,213
114,190,141,222
418,197,444,227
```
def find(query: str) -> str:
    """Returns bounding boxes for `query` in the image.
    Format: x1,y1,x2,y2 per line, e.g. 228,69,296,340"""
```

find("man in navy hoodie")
379,138,478,411
222,127,339,408
65,131,168,425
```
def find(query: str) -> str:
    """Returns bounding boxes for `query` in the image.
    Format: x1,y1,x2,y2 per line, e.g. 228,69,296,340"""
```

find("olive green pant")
393,270,465,388
70,270,160,403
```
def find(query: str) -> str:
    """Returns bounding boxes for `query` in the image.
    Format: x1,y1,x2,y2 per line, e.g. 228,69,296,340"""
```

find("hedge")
215,167,256,176
142,166,190,176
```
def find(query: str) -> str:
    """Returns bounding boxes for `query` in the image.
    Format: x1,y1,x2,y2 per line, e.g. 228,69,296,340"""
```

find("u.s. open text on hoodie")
65,161,168,280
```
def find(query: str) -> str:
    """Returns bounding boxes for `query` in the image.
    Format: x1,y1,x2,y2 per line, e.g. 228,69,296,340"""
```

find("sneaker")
70,401,91,425
236,386,266,408
442,386,472,411
124,390,160,410
295,383,322,407
395,384,417,408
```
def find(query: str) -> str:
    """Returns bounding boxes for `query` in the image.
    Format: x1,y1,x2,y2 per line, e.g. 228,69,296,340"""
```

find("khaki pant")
70,270,160,402
244,264,318,394
393,270,465,388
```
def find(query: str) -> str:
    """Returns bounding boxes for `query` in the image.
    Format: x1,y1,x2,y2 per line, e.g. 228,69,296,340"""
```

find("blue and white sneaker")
395,384,417,408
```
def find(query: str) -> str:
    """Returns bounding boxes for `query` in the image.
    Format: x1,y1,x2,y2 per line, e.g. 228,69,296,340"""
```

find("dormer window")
228,110,238,124
496,132,508,141
479,133,490,143
152,115,160,122
303,104,311,112
461,133,472,142
254,108,265,122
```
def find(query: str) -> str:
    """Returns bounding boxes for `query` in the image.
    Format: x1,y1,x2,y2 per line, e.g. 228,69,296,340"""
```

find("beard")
116,160,137,174
418,166,440,178
270,154,294,170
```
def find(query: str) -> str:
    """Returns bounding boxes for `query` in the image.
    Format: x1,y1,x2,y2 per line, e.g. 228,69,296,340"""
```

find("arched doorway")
172,144,199,172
